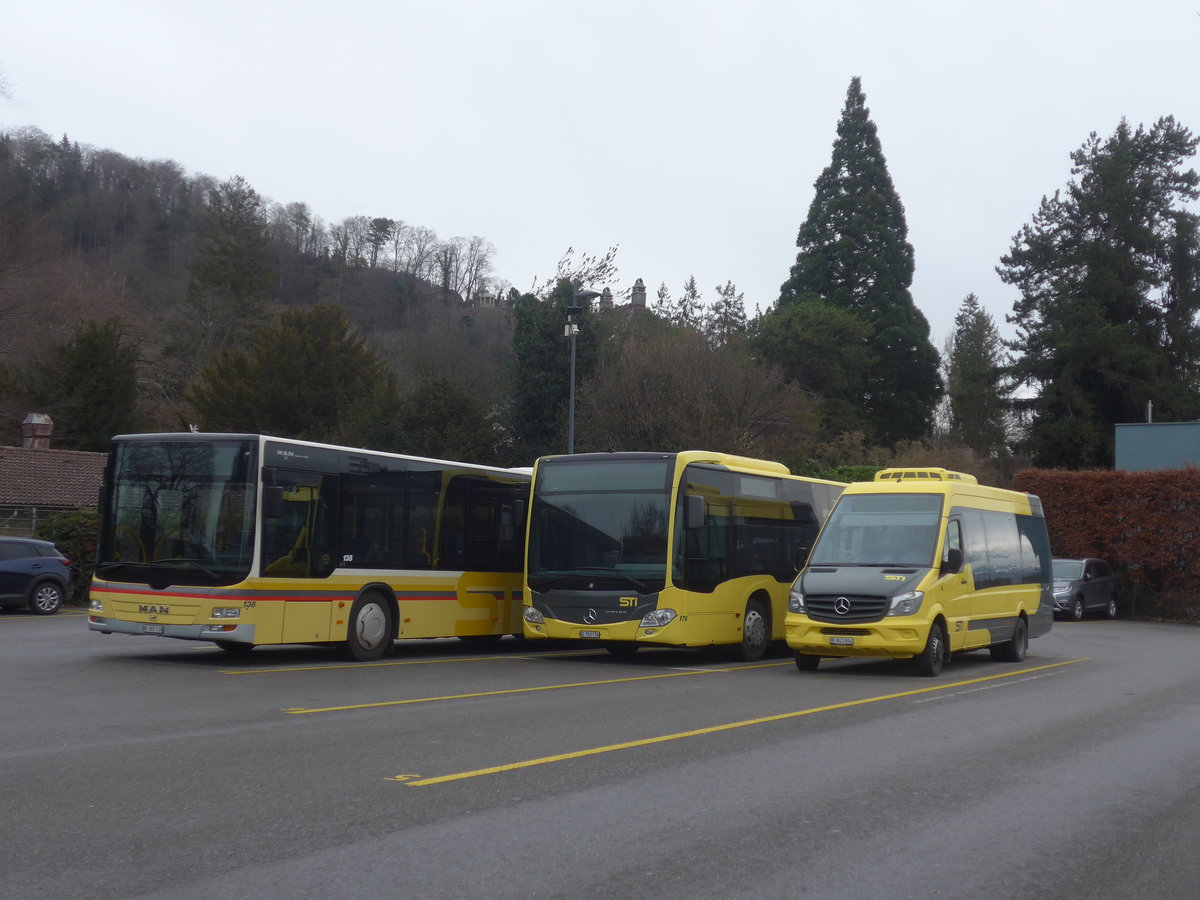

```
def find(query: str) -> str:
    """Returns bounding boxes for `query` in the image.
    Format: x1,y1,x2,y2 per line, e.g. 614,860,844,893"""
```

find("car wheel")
992,617,1028,663
915,622,947,676
738,597,770,661
1105,593,1118,619
1069,596,1085,622
29,581,64,615
345,593,393,661
794,651,820,671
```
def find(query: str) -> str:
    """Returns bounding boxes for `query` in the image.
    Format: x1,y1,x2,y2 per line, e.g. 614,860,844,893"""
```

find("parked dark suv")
1052,558,1118,621
0,537,72,615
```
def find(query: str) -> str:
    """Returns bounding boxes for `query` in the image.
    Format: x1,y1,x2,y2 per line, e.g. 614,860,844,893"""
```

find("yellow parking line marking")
402,659,1087,786
283,668,721,713
280,658,794,713
222,648,598,676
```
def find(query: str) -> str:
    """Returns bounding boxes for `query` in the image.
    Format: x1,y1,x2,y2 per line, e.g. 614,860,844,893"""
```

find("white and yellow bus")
88,433,530,660
785,467,1053,676
521,451,844,660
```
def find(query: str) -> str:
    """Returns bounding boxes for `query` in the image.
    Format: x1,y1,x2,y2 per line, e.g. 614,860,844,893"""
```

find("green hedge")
35,508,99,605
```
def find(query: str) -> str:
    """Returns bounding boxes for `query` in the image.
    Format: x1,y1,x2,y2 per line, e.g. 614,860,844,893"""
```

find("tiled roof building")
0,415,106,535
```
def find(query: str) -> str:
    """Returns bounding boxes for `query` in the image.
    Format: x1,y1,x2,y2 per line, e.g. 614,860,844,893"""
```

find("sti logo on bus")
139,605,170,615
618,597,637,608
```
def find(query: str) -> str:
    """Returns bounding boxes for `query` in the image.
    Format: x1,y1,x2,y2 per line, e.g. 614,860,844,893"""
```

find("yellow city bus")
88,433,530,660
521,451,844,660
784,467,1053,676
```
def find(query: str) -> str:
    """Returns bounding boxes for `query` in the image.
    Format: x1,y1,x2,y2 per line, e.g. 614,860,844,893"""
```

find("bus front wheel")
794,651,820,671
346,593,394,661
915,622,947,676
738,598,770,662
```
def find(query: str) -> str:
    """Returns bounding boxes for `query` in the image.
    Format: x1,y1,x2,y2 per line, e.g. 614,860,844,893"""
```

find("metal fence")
0,506,63,537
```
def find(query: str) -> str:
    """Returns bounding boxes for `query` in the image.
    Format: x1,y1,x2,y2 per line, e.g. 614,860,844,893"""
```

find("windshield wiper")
97,559,220,580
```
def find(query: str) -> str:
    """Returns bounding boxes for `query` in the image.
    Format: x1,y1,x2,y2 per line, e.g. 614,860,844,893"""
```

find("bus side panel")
392,571,522,639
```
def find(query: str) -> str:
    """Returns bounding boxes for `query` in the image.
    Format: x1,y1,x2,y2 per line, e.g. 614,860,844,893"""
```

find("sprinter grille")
804,595,888,623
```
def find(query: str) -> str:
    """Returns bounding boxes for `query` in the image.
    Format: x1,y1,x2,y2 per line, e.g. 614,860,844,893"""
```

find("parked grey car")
1052,558,1118,621
0,536,72,615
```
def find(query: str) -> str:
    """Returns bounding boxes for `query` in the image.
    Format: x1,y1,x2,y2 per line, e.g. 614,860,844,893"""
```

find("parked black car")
1052,558,1118,621
0,537,72,615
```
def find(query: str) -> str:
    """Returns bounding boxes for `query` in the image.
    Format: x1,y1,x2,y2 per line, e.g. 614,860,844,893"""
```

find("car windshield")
1053,560,1085,580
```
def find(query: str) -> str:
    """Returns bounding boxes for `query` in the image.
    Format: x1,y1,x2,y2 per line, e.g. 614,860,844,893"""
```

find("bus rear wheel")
346,593,394,661
991,617,1028,663
738,598,770,662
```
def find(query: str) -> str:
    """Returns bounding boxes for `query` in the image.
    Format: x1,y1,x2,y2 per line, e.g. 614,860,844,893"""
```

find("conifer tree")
945,294,1010,470
1001,117,1200,468
776,77,941,444
506,278,601,460
706,280,747,346
170,175,274,380
26,318,139,451
185,305,400,446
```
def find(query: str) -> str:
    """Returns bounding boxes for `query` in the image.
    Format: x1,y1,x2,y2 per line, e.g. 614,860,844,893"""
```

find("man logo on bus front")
834,597,852,616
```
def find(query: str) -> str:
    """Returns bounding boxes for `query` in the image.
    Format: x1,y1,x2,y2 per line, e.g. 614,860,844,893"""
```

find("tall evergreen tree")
169,175,274,380
945,294,1011,471
506,278,602,461
26,318,140,451
776,76,941,444
1000,117,1200,468
705,280,747,346
185,305,401,446
751,298,872,439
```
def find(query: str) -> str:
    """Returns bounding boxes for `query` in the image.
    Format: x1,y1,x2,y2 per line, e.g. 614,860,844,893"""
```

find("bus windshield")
528,458,671,593
808,493,942,568
96,438,257,586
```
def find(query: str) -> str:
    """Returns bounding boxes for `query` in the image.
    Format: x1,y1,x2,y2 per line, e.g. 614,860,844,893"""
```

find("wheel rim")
34,585,61,612
932,629,944,667
1107,598,1117,618
354,601,388,650
1072,599,1083,621
743,606,767,650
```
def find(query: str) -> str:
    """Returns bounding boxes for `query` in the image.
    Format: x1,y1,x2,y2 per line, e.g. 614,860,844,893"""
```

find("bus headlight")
886,591,924,617
212,607,241,619
523,606,545,625
639,609,676,628
788,587,805,614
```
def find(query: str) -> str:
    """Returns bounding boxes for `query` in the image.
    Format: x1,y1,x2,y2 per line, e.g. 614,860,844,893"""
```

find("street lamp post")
567,284,601,454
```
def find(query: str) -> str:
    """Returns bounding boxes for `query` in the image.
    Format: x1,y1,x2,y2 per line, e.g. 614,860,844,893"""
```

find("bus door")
926,517,975,649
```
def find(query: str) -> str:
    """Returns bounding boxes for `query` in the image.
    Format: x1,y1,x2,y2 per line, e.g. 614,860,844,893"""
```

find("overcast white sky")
3,1,1199,346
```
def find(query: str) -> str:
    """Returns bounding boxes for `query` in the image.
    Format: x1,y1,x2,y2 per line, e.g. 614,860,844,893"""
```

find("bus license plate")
829,636,854,646
142,624,164,634
579,630,601,639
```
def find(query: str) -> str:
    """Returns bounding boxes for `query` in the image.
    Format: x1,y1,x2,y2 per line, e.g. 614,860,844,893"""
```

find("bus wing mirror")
685,494,705,529
794,545,811,571
264,485,284,518
943,547,963,575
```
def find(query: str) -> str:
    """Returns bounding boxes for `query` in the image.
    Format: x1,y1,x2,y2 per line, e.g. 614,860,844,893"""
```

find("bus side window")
943,520,963,573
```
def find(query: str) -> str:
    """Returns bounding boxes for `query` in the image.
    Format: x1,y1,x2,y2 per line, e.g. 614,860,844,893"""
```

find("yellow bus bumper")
784,615,928,660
